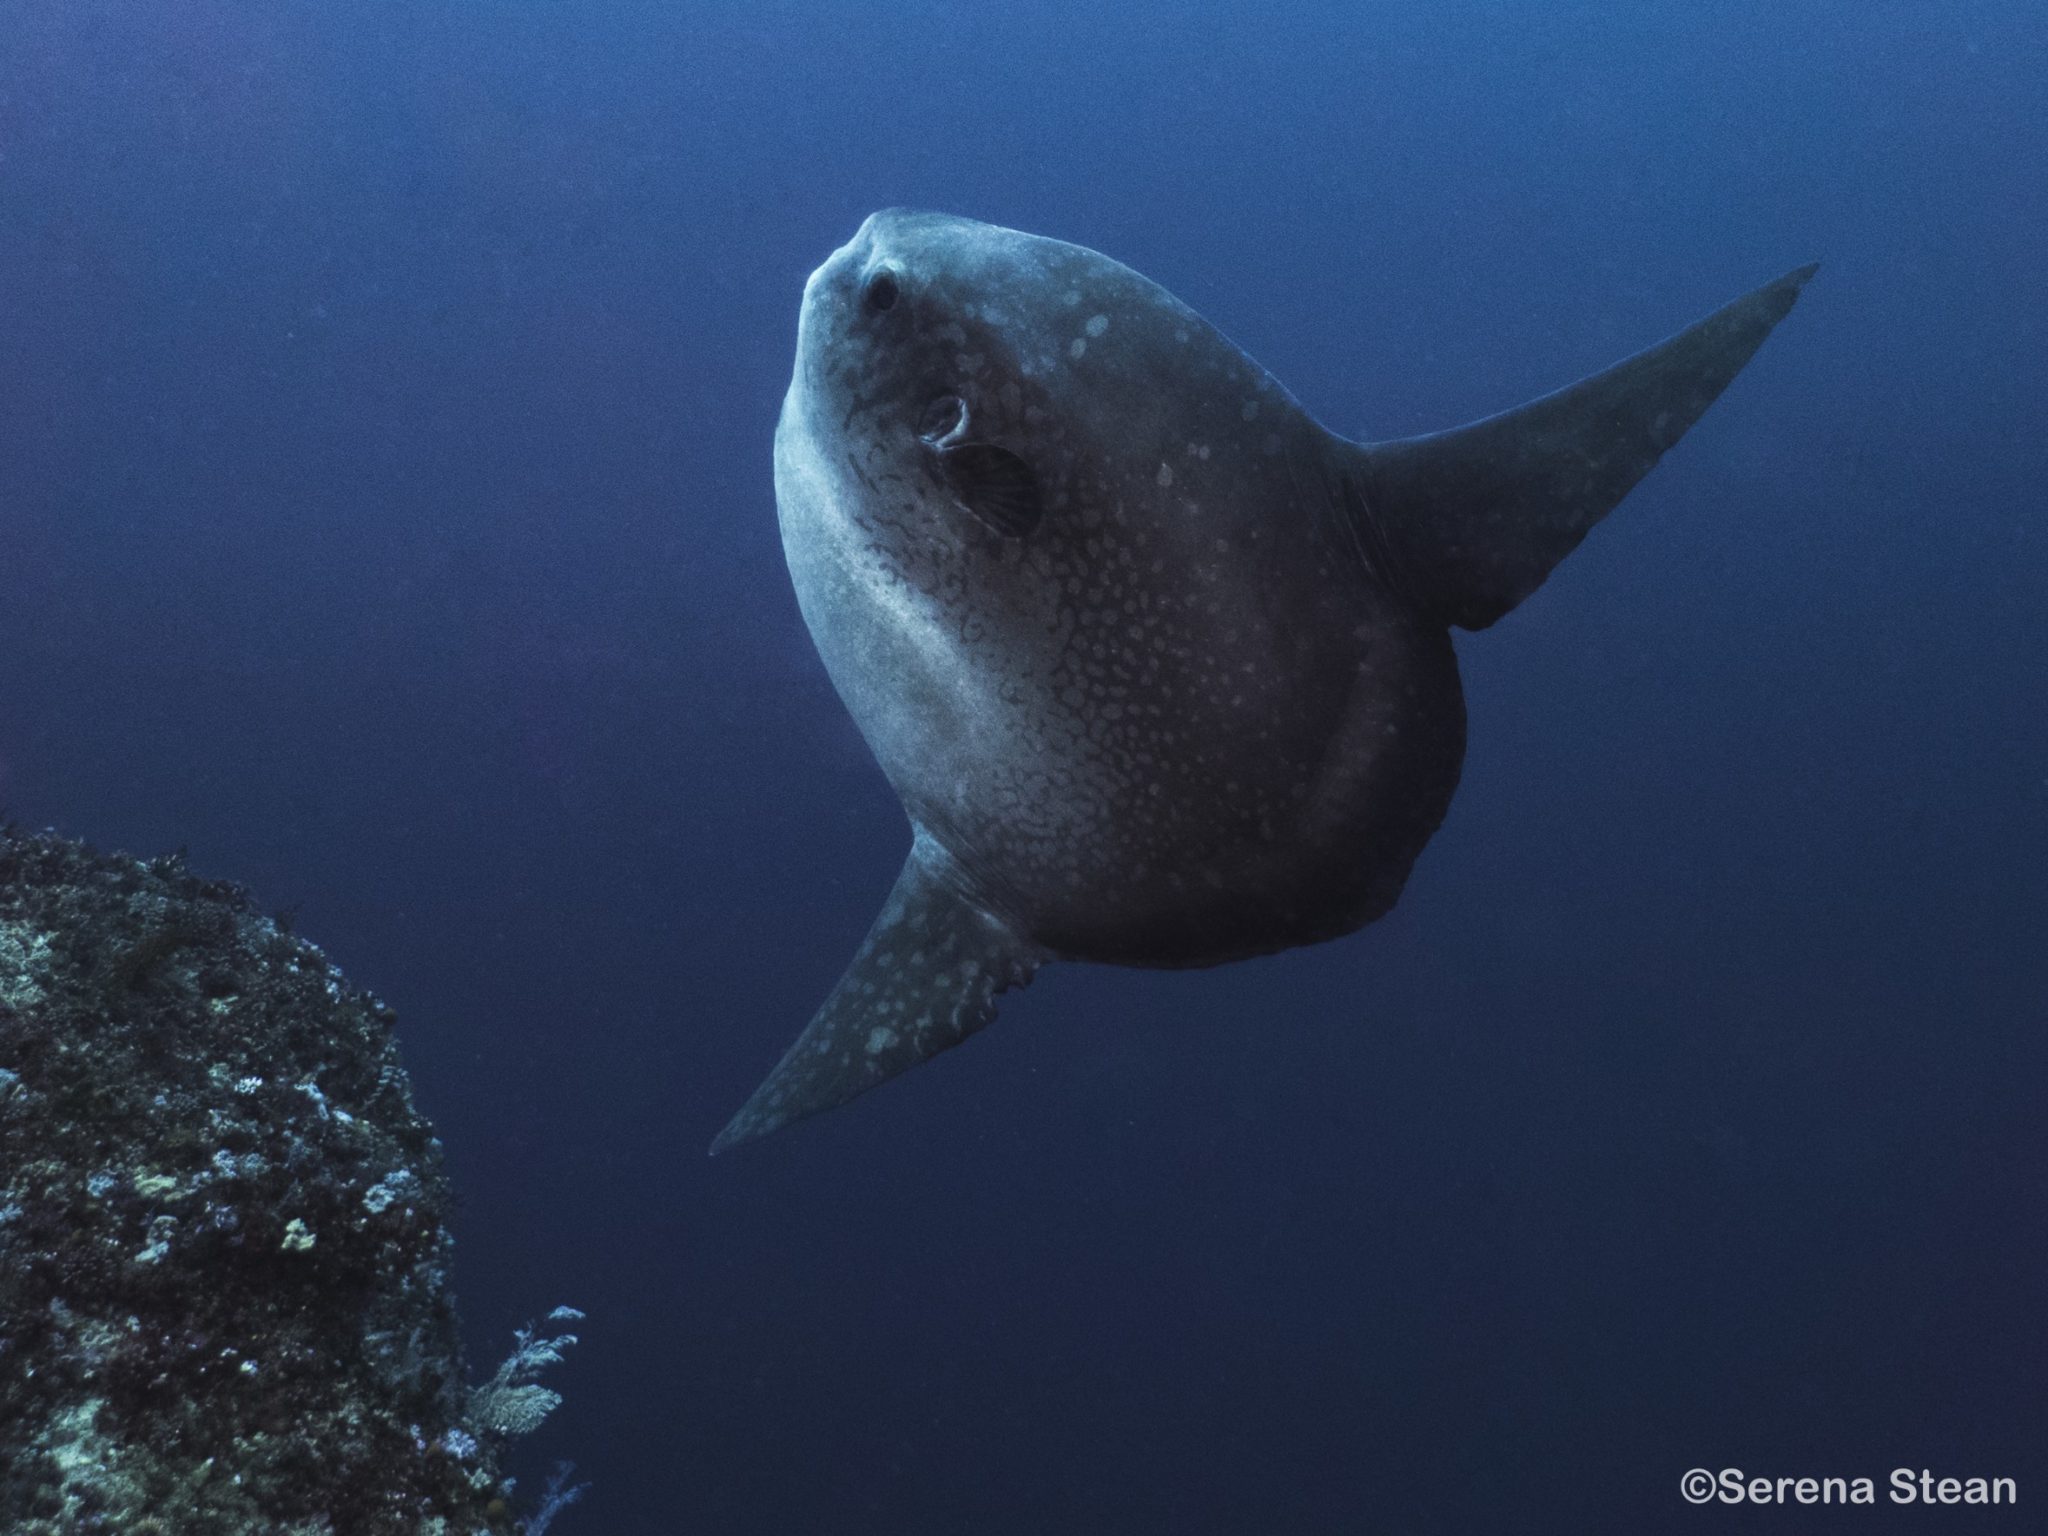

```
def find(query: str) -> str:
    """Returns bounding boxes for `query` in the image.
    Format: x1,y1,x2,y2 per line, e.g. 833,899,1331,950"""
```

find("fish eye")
863,269,900,313
918,394,967,443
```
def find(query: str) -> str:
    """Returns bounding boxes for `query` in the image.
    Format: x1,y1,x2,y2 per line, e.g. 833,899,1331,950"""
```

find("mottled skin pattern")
715,211,1811,1151
777,209,1461,966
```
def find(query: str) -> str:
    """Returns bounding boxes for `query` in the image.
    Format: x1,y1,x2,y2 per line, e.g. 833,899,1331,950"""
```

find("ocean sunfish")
714,209,1813,1153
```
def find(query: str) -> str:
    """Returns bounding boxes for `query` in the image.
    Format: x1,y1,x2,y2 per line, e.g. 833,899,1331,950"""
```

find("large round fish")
714,209,1812,1152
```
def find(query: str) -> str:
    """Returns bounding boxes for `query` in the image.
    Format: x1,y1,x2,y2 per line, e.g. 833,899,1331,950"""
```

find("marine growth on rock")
0,828,537,1535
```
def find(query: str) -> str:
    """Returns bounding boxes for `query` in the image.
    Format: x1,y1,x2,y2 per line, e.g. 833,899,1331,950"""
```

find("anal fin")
710,835,1041,1153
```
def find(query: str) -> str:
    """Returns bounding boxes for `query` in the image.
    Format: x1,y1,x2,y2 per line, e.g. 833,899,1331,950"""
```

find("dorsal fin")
710,833,1041,1153
1348,263,1816,631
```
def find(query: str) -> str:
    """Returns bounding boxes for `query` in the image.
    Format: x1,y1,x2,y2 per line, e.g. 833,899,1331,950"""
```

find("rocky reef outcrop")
0,827,529,1534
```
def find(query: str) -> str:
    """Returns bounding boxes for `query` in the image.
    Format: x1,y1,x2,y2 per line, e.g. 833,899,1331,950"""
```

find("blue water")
4,2,2043,1530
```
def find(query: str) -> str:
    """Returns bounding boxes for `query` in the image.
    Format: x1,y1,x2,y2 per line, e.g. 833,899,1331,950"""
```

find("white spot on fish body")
1156,463,1173,488
1069,337,1087,359
866,1025,899,1054
1085,313,1109,337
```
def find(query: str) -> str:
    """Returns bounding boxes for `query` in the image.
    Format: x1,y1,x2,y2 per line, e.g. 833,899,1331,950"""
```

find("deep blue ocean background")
4,2,2044,1530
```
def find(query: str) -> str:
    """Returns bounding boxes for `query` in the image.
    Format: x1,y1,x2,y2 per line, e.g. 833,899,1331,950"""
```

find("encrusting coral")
0,827,579,1534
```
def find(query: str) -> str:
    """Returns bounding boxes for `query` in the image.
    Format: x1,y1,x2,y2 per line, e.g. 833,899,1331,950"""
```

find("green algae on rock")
0,827,524,1535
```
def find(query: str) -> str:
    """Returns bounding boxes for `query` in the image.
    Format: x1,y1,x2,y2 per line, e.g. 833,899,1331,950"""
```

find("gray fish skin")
714,209,1813,1153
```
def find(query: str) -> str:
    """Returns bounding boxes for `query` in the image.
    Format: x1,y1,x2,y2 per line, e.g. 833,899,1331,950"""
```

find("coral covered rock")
0,828,511,1534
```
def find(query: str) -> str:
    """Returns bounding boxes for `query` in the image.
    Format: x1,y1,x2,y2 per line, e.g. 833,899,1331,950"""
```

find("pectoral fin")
937,442,1043,537
710,836,1041,1154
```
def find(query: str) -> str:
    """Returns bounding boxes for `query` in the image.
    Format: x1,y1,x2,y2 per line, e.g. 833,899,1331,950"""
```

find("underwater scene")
1,1,2043,1532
